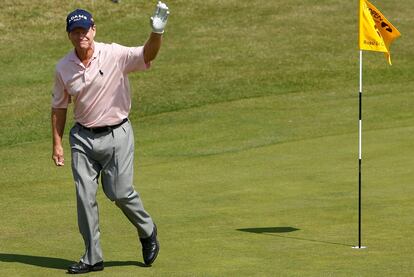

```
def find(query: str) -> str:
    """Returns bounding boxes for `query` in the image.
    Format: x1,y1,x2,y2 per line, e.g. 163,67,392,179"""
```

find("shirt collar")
92,42,102,59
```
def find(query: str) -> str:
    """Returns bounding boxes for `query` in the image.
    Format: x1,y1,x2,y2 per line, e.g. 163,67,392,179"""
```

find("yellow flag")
359,0,401,64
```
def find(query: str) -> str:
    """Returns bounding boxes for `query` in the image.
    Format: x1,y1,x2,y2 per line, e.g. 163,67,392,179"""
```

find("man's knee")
103,184,136,203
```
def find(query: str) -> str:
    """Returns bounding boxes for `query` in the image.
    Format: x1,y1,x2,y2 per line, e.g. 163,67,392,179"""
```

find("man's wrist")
53,140,63,148
151,31,163,36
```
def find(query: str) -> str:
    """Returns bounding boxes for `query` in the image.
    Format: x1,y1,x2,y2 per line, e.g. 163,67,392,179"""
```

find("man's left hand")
150,1,169,34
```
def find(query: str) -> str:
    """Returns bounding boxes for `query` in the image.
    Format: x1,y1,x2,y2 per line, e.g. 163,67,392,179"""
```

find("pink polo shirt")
52,42,149,127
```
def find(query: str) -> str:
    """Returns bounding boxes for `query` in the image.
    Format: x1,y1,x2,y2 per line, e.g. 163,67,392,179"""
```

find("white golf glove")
150,1,170,34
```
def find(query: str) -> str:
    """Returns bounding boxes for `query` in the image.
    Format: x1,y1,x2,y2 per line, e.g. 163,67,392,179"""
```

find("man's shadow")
0,253,147,270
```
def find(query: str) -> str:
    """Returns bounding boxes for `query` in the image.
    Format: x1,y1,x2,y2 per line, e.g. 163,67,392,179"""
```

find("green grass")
1,0,414,276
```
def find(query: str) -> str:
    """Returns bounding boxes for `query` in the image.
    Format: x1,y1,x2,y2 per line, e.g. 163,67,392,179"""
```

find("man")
51,2,169,274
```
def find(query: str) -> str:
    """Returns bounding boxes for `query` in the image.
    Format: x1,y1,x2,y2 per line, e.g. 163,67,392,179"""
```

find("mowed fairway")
1,0,414,276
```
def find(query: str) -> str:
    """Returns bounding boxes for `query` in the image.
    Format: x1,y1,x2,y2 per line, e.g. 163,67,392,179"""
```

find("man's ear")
91,25,96,38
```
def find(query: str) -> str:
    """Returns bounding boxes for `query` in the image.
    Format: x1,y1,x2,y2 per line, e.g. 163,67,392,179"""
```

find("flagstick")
353,50,366,249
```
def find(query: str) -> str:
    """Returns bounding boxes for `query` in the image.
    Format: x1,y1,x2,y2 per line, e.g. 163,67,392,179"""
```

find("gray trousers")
69,119,154,265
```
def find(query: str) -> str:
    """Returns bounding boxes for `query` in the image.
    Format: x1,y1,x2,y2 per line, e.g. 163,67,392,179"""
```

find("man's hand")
53,144,65,166
150,1,169,34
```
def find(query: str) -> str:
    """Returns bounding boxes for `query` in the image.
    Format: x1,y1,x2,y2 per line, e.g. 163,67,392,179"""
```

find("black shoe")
67,261,104,274
140,224,160,265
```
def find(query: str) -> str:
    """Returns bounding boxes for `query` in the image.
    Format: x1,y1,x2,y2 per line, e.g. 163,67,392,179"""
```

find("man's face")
68,26,96,50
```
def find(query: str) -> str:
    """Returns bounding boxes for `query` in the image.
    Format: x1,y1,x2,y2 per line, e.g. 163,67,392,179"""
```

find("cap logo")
69,14,88,23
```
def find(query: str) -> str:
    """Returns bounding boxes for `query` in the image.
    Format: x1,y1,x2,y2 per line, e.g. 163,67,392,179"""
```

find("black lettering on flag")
381,22,392,33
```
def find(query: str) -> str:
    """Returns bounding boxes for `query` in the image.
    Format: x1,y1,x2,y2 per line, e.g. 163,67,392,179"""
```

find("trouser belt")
77,118,128,134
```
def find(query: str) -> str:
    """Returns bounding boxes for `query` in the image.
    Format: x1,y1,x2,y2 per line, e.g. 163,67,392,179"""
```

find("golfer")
51,2,169,274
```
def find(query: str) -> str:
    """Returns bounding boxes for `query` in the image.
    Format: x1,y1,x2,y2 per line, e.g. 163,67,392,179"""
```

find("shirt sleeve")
51,69,70,109
111,43,150,74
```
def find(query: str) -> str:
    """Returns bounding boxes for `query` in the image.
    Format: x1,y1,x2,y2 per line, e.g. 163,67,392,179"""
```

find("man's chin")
77,43,91,50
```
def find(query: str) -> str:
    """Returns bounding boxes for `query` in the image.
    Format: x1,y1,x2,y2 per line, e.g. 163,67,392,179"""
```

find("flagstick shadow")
0,253,147,270
263,233,354,247
237,227,353,247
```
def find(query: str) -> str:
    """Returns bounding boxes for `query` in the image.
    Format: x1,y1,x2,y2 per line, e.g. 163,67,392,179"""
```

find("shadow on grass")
237,227,300,233
237,226,353,247
105,260,147,267
0,253,146,269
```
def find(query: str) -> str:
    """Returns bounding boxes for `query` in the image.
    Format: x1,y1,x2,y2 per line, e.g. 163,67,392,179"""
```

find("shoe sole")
68,265,104,274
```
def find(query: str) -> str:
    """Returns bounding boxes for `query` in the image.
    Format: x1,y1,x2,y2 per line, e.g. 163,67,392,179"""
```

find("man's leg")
100,120,159,265
70,126,104,266
100,120,154,238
